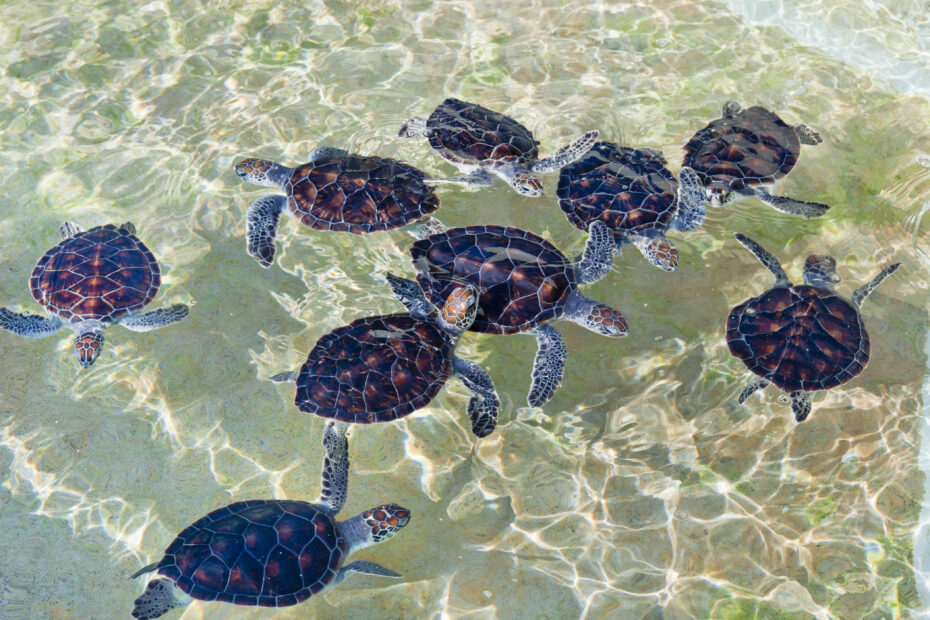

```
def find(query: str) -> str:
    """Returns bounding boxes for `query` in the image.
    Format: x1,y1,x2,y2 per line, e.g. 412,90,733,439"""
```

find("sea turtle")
271,279,500,438
726,233,900,421
234,148,439,267
0,222,188,368
682,101,830,218
409,221,627,407
556,141,707,271
131,422,410,619
398,97,599,197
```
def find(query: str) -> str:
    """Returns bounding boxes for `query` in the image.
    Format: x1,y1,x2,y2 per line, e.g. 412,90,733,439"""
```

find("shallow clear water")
0,1,928,618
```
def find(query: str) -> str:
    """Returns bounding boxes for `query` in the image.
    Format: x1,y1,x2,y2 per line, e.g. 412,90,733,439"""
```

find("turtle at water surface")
410,221,627,408
557,141,706,271
682,101,830,217
131,422,410,619
0,222,188,368
398,97,599,196
272,279,500,438
726,233,900,421
235,147,439,267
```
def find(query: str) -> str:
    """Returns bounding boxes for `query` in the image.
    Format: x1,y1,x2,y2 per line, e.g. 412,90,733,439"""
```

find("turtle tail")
132,579,186,620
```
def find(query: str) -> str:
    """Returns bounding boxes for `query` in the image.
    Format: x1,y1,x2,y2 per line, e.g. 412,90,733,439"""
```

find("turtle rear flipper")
794,124,822,145
245,195,286,268
532,130,599,173
737,377,769,404
0,309,63,338
791,392,813,422
131,579,189,620
528,325,567,407
754,189,830,218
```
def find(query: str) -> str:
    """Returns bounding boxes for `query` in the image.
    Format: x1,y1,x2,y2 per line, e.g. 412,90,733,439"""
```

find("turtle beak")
74,332,104,368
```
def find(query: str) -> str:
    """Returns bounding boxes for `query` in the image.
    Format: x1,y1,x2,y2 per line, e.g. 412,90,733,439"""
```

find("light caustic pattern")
0,0,928,618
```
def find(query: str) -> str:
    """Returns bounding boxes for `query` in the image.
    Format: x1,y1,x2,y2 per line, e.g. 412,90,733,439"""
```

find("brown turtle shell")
29,224,160,323
557,141,677,242
682,106,801,190
410,225,575,335
285,153,438,234
726,285,869,393
426,98,539,168
295,313,454,422
154,500,344,607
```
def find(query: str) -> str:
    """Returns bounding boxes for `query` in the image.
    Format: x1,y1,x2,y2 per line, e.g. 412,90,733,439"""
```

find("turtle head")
634,236,679,272
342,504,411,554
803,254,840,289
510,172,544,197
73,331,104,368
439,285,478,334
234,158,288,188
705,182,732,206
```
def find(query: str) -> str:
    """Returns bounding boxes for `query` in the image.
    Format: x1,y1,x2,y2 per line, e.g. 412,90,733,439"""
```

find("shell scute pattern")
427,98,539,167
683,106,800,189
726,285,869,393
285,154,438,233
295,314,454,422
410,225,574,334
557,142,678,239
29,224,159,323
155,500,344,606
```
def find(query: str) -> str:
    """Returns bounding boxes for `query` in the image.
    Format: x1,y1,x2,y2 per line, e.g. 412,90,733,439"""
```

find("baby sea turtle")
272,280,500,438
682,101,829,217
0,222,188,368
556,141,706,271
726,234,900,421
131,423,410,619
235,147,439,267
410,221,627,407
398,97,599,197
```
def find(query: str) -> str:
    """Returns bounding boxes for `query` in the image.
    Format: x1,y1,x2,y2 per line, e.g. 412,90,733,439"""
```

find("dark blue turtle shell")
154,500,345,607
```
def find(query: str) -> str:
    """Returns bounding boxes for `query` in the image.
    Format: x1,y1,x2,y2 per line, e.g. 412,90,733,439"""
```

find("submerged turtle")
398,97,599,197
234,148,439,267
726,233,900,421
131,422,410,619
410,221,627,407
0,222,188,368
557,141,706,271
272,279,500,438
682,101,829,217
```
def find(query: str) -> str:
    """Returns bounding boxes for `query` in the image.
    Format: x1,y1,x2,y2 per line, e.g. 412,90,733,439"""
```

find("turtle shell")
285,154,439,234
155,500,345,607
295,313,454,422
410,225,575,335
682,106,801,190
557,142,677,241
29,224,160,323
726,285,869,393
426,98,539,168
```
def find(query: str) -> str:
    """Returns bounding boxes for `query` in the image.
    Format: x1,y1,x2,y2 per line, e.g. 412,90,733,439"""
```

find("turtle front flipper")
565,293,629,338
386,272,435,318
318,422,349,516
120,304,189,332
531,130,599,173
245,195,286,268
852,262,901,308
309,146,349,160
0,308,63,338
131,578,190,620
794,123,822,145
576,221,613,284
453,357,500,438
671,166,707,231
528,325,568,407
737,376,770,404
332,560,402,587
632,235,678,272
398,115,429,138
790,391,813,422
403,215,449,240
734,234,790,286
753,189,830,219
424,168,494,190
59,221,83,240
